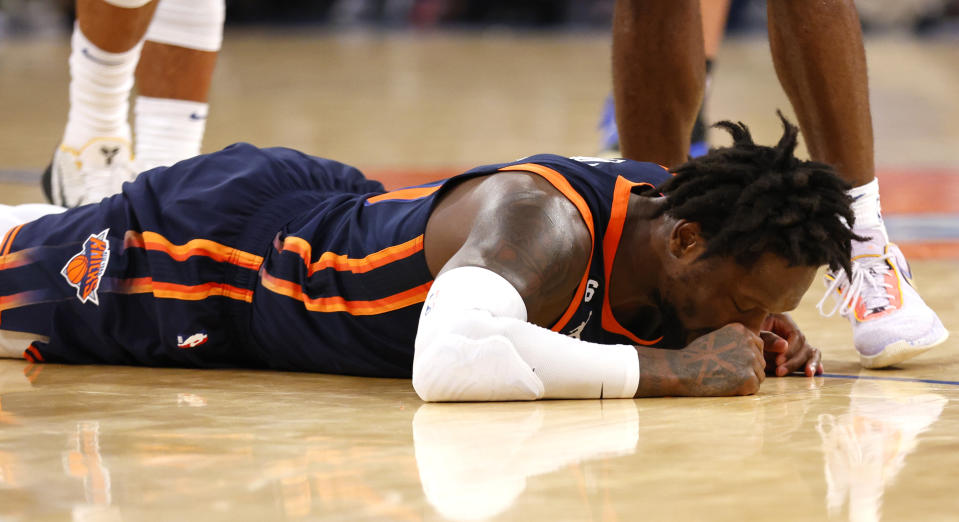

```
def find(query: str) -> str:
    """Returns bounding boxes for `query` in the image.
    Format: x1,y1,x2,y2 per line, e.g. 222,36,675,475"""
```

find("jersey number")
584,279,599,302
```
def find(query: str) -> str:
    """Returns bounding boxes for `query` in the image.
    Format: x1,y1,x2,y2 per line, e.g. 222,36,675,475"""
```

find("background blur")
1,7,959,519
1,0,958,177
3,0,959,34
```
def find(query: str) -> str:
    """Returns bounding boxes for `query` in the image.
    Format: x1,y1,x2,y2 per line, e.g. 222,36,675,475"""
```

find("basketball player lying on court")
0,115,859,401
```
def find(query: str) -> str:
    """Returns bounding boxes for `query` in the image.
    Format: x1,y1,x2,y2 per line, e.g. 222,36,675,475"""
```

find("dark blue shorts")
0,143,384,368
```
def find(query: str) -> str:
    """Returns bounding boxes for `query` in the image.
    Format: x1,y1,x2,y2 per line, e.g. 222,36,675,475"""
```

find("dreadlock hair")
650,111,863,277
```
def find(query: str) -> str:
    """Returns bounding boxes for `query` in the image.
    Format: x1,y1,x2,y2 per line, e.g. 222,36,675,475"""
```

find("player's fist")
674,323,765,396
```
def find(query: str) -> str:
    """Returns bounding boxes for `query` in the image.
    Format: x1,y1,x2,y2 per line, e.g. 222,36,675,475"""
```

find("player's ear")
669,220,704,261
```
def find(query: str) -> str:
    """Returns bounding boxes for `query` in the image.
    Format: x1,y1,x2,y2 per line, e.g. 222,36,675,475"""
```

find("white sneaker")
42,138,136,208
817,242,949,368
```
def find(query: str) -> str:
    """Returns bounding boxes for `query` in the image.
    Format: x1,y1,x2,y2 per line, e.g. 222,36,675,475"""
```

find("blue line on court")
820,373,959,386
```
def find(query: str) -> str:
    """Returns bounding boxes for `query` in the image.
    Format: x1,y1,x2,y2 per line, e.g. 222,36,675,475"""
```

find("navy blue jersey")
457,155,675,348
0,145,672,377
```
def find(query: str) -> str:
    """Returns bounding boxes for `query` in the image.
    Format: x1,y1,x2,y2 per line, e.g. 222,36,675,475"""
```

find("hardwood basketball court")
1,30,957,521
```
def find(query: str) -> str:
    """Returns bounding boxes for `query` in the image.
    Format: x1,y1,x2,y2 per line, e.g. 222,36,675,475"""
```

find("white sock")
62,22,142,149
847,178,889,251
134,96,208,170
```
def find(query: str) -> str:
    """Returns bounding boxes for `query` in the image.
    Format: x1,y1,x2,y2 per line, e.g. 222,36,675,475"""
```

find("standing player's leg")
689,0,731,158
768,0,948,367
611,0,704,167
601,0,729,158
45,0,158,208
134,0,224,171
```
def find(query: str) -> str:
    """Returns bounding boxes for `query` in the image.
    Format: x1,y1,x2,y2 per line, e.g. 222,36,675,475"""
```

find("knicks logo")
61,229,111,305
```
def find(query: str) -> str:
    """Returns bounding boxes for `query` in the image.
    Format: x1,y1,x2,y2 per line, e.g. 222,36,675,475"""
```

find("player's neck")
608,195,666,317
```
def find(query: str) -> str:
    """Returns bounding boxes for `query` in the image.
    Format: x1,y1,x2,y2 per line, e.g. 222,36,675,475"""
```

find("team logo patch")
61,229,110,305
177,332,209,349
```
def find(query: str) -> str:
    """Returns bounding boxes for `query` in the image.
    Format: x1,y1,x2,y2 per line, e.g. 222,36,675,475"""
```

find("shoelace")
816,251,896,318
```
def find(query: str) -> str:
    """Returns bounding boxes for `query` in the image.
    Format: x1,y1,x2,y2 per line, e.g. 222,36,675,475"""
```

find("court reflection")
0,361,427,521
412,400,639,521
817,377,947,522
4,357,958,521
64,421,123,522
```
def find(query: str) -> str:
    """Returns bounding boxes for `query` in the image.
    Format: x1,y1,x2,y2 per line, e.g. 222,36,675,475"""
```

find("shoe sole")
859,329,950,369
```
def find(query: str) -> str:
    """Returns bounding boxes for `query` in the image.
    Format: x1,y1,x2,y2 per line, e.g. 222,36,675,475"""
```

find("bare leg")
136,42,218,103
612,0,704,167
691,0,731,152
772,1,947,367
132,0,224,170
702,0,730,61
767,0,874,187
77,0,158,52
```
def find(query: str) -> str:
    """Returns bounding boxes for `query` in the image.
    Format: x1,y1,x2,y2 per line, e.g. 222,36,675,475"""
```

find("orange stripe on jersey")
0,249,33,271
0,289,45,328
0,290,45,313
124,231,263,271
601,176,661,346
111,277,253,303
0,224,24,256
278,235,425,276
111,276,156,295
25,345,43,362
260,271,431,315
498,163,596,333
366,186,442,204
152,281,254,302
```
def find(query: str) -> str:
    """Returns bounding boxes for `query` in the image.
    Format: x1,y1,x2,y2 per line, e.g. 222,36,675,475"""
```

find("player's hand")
637,323,765,397
760,313,823,377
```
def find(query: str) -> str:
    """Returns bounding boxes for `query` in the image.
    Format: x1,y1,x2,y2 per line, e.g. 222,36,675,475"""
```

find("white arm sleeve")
413,266,639,402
